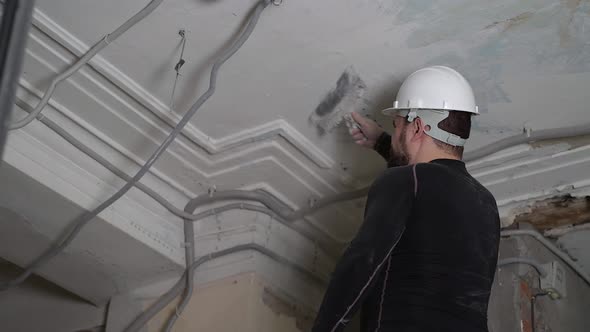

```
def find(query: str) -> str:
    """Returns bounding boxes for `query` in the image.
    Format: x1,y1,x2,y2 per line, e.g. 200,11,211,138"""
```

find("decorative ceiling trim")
30,8,336,171
3,129,184,262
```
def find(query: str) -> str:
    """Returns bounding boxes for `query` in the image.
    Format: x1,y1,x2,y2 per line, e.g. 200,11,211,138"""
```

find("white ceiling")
2,0,590,310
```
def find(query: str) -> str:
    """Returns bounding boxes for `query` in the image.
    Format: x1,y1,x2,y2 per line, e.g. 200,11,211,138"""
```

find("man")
312,66,500,332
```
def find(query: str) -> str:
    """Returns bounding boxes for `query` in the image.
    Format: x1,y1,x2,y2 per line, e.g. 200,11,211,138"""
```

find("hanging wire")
169,29,187,111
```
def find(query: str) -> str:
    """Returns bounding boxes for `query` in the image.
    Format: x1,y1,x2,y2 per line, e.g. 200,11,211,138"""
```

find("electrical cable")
497,257,547,277
6,0,590,231
161,211,194,332
530,292,549,332
15,98,291,222
463,125,590,162
4,0,590,324
133,166,336,331
501,229,590,287
0,0,35,158
6,0,590,266
137,159,327,331
497,255,556,332
346,124,590,202
157,181,283,331
123,243,323,332
169,29,187,110
14,98,343,252
163,5,274,327
8,0,165,130
18,88,590,246
0,0,272,292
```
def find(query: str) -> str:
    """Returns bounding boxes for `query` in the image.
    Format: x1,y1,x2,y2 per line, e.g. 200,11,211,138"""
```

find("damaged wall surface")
489,234,590,332
142,273,311,332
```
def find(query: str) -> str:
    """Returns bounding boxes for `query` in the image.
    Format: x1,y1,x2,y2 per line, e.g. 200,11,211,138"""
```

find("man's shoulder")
379,164,415,180
414,161,497,203
371,165,416,193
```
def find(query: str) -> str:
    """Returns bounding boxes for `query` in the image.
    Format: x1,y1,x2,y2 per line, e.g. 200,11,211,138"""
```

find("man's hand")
349,112,384,149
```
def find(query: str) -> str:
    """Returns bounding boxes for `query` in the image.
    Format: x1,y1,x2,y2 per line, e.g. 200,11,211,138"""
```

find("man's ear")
411,118,428,141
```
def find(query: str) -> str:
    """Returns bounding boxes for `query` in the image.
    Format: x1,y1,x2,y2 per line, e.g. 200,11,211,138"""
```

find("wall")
0,259,107,332
144,272,310,332
0,151,185,306
488,233,590,332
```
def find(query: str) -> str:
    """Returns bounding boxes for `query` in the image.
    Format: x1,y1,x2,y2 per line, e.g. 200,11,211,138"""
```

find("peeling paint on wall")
261,286,315,332
514,195,590,230
530,134,590,150
371,0,590,114
484,12,535,32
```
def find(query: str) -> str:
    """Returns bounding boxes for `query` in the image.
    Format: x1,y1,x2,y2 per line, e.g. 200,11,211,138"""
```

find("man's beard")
388,128,410,167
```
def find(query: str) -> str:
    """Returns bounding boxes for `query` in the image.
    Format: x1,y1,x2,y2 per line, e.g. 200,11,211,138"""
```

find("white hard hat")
381,66,478,147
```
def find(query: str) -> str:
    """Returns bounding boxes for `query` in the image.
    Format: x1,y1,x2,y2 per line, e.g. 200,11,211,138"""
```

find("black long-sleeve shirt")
312,133,500,332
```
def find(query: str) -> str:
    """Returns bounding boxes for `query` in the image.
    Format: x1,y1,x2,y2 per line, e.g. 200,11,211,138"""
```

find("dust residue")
308,66,367,136
315,71,355,117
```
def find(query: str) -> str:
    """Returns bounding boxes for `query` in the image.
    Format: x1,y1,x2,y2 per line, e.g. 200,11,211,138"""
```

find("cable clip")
272,0,283,5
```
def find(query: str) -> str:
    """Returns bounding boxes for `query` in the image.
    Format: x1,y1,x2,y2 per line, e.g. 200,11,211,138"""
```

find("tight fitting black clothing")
312,133,500,332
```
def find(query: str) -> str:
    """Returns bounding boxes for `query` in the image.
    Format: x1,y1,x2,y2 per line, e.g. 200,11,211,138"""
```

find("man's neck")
410,148,460,165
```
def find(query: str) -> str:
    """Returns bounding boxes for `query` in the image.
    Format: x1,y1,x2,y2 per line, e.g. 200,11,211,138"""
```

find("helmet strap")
398,109,467,147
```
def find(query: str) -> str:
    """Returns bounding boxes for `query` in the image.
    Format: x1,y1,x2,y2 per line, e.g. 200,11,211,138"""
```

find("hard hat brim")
381,107,401,117
381,107,479,117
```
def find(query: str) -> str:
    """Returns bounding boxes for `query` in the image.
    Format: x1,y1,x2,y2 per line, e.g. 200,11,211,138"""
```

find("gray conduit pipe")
9,0,165,130
497,258,547,277
138,182,338,331
186,187,371,222
326,124,590,203
14,98,346,251
233,121,590,212
463,125,590,162
7,0,590,309
159,185,335,330
124,243,325,332
159,179,336,332
0,0,272,292
501,229,590,287
161,185,278,331
161,203,196,332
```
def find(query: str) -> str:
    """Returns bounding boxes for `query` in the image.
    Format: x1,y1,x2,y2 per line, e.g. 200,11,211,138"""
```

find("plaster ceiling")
1,0,590,310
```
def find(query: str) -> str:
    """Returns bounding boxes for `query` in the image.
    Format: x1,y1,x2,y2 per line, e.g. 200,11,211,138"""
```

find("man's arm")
348,112,393,166
312,166,416,332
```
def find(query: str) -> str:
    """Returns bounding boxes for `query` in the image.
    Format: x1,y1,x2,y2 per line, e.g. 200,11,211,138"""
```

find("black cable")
0,0,23,157
0,0,18,78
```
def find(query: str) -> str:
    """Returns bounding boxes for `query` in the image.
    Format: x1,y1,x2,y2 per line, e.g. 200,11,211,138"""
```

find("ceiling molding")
30,8,336,171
